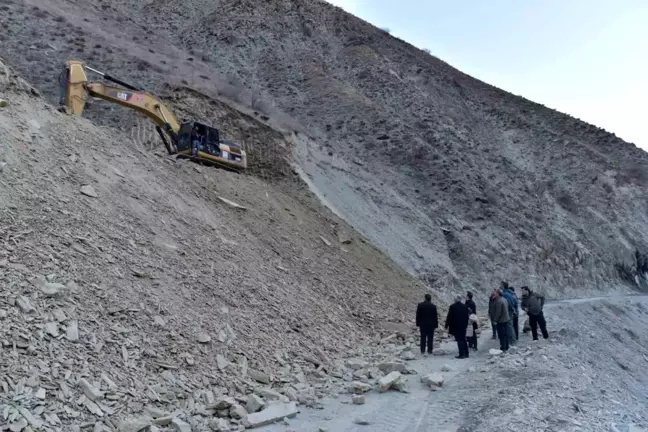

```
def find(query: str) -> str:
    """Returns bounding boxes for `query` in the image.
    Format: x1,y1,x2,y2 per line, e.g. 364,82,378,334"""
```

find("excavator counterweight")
59,60,247,171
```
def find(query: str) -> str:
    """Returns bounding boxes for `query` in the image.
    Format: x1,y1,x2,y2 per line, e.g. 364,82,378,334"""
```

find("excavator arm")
60,60,179,153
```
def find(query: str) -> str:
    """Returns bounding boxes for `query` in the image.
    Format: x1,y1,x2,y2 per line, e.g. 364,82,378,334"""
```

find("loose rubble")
0,46,448,432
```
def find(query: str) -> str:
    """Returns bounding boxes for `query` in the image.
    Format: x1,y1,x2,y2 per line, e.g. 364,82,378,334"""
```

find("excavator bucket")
59,60,89,115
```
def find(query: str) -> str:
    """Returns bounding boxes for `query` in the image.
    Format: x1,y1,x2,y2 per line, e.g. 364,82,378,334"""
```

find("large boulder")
421,373,444,388
348,381,371,394
378,371,402,392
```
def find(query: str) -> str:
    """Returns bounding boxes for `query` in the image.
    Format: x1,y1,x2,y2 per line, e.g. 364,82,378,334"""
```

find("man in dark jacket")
445,296,470,359
465,291,478,350
492,289,510,351
416,294,438,355
521,286,548,340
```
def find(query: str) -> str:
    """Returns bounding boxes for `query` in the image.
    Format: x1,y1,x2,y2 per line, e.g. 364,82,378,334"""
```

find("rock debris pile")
0,277,446,431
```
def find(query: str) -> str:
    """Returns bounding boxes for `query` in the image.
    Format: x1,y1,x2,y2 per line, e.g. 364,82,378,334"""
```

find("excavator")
59,60,247,171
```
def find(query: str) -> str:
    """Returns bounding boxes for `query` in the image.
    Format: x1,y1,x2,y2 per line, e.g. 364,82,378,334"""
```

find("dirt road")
259,335,495,432
259,295,648,432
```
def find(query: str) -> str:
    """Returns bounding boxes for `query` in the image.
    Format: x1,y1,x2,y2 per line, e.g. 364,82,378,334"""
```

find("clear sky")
326,0,648,150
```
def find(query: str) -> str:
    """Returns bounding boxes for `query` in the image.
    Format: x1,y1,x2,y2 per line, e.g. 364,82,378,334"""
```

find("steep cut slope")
0,58,426,429
1,0,648,300
182,0,648,299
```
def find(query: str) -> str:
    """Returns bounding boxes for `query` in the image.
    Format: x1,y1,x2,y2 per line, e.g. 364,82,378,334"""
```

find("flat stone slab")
245,402,298,428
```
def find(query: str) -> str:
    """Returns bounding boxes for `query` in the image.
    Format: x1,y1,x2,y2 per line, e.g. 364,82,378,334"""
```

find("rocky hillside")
2,0,648,302
0,58,428,430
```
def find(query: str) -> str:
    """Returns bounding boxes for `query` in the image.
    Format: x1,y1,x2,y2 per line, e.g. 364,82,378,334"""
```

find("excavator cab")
175,121,245,169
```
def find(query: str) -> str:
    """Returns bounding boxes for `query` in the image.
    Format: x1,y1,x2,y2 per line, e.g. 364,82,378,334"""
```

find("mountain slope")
1,0,648,300
190,0,648,298
0,57,427,428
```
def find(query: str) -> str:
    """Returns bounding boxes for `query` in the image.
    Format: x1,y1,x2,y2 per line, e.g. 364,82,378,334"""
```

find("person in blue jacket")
506,285,520,340
500,282,517,345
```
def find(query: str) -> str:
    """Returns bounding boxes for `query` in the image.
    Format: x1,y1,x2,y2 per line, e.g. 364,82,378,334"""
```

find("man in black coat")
445,295,470,359
416,294,438,355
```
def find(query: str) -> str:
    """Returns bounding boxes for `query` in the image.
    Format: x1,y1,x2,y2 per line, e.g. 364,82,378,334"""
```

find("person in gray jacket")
521,286,548,340
491,289,510,351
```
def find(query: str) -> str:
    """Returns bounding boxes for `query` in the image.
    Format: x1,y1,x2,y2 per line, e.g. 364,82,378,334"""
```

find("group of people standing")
415,283,549,358
489,283,549,352
415,292,478,359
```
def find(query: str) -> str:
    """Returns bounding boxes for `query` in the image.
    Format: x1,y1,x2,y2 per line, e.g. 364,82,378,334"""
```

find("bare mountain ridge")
1,0,648,298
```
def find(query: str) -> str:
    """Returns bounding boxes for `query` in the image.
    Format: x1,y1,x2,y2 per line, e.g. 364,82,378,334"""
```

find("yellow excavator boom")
62,60,180,133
